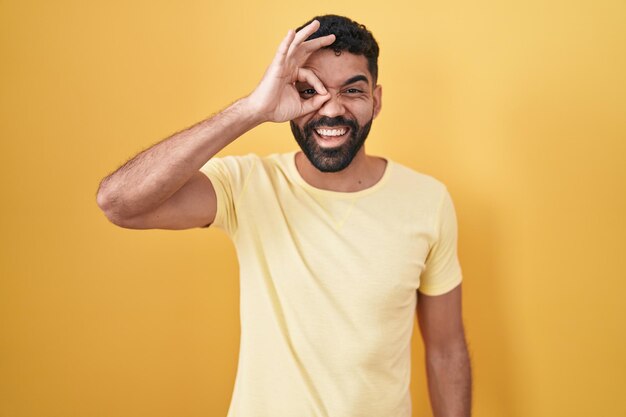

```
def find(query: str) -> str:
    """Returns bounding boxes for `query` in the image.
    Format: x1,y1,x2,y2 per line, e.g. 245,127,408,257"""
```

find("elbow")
96,183,127,227
96,184,111,213
425,338,470,366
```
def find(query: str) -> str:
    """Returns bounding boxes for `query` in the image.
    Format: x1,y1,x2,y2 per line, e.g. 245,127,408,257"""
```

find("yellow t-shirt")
200,151,462,417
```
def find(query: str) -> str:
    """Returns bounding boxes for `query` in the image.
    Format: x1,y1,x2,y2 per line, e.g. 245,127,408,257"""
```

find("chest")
237,186,438,301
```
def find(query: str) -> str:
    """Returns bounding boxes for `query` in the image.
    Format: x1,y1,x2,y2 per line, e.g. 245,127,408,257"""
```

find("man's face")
290,49,382,172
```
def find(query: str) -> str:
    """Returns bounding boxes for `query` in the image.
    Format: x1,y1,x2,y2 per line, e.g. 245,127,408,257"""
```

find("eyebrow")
342,75,369,87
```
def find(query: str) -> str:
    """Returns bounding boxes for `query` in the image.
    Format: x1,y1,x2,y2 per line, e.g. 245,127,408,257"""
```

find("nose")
317,93,346,118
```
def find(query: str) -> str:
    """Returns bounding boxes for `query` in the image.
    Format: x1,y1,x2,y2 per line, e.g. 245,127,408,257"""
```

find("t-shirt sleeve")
198,154,257,236
419,187,463,295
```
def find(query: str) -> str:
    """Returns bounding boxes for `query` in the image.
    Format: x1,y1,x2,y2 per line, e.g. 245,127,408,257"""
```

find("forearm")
97,97,262,219
425,341,472,417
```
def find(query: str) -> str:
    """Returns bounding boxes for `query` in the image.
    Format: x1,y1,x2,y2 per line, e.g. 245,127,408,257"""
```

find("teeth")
316,128,346,137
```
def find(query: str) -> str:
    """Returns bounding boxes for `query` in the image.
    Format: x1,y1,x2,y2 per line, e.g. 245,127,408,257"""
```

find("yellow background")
1,0,625,416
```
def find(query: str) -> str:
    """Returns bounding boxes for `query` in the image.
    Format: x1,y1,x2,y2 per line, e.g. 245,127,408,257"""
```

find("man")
97,15,471,417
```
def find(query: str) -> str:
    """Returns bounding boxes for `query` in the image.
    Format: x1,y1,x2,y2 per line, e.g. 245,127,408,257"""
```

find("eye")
344,88,364,95
299,88,317,97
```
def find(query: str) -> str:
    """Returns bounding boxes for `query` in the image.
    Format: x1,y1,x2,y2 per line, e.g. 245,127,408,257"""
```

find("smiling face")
290,49,382,172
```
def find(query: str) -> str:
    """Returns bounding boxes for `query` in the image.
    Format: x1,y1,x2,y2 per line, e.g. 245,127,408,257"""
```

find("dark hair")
296,15,380,83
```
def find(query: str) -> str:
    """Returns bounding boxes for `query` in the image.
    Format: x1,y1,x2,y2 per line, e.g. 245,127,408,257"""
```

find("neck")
295,147,387,192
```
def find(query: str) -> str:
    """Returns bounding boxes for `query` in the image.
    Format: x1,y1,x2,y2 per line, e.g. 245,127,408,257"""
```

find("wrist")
238,95,271,126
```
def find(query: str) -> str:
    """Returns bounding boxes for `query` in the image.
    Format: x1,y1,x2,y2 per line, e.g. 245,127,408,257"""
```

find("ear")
372,84,382,119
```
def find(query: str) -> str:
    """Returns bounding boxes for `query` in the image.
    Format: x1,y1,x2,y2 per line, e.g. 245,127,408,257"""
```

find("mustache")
306,116,358,131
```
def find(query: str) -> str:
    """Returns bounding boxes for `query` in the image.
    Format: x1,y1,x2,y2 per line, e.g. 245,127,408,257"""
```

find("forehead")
302,49,372,87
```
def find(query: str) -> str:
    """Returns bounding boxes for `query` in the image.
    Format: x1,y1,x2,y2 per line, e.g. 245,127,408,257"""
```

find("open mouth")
313,127,350,148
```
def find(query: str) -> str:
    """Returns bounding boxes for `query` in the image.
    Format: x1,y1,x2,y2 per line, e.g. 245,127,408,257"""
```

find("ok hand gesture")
247,20,336,123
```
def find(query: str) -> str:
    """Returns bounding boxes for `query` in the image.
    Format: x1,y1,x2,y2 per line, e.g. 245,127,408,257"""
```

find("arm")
417,284,472,417
96,20,335,229
96,100,258,229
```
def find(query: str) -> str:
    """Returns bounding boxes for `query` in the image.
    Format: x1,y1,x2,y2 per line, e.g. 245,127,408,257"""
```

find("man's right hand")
97,21,336,230
246,19,336,123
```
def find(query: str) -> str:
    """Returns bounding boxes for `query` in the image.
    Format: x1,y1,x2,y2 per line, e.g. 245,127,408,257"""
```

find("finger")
297,67,328,95
301,92,331,116
301,34,336,54
288,19,321,55
272,29,296,66
292,19,320,46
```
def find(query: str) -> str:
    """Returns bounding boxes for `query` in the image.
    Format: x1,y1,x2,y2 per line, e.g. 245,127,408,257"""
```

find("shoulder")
200,152,297,185
214,152,262,169
200,153,260,177
259,152,295,169
387,159,449,198
213,152,293,171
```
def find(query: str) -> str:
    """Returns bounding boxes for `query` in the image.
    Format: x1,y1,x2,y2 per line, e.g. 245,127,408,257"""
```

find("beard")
290,115,373,173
